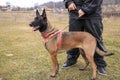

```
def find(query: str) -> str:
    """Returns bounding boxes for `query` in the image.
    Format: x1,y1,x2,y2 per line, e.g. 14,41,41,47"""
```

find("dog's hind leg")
79,48,89,70
83,46,97,80
50,53,59,77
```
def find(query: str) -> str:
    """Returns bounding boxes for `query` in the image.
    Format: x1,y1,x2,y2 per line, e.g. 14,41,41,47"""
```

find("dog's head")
29,9,47,32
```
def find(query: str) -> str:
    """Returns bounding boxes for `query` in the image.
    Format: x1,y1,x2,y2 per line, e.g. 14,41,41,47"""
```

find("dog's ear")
36,9,40,17
42,8,47,20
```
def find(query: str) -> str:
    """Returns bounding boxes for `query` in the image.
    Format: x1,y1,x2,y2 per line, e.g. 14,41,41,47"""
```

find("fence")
102,4,120,17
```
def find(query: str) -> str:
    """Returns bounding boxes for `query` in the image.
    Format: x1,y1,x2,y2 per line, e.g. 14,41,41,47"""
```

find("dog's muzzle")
29,23,33,27
29,22,34,27
29,22,40,31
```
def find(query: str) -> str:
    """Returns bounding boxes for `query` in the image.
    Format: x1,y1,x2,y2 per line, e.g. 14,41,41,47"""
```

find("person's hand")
78,9,85,17
68,3,76,11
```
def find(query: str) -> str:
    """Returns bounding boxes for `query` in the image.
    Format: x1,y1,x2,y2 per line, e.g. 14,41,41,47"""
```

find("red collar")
41,30,62,52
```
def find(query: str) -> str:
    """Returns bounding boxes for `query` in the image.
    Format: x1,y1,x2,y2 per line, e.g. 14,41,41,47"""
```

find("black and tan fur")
29,9,113,80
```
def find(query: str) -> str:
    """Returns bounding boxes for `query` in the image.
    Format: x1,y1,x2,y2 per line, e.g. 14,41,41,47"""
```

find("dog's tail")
96,47,114,56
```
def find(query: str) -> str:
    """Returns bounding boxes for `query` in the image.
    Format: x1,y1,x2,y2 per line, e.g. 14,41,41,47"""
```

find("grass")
0,11,120,80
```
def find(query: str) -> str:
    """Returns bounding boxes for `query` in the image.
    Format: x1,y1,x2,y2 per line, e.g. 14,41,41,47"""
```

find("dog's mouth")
32,26,40,31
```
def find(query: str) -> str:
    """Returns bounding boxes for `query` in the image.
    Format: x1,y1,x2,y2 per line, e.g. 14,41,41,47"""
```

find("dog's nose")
29,23,33,27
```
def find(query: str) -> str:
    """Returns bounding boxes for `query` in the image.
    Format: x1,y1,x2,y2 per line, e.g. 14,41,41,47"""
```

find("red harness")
41,30,62,52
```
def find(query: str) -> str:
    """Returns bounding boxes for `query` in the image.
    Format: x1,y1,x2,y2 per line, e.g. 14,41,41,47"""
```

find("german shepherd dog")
29,9,113,80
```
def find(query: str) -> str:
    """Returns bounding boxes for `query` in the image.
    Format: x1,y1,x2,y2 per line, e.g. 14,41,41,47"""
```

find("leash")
61,17,80,31
61,8,80,31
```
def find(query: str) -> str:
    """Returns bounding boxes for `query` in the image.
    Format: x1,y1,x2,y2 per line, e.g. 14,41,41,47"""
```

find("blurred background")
0,0,120,80
0,0,120,16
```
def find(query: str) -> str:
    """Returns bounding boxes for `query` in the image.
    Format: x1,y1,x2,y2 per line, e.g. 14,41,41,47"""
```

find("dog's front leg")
50,53,59,77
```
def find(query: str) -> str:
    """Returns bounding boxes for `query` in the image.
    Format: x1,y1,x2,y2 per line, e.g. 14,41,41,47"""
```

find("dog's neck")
39,20,58,38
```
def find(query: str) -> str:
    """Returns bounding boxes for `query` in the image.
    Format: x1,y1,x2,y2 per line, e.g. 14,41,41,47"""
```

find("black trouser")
66,17,107,67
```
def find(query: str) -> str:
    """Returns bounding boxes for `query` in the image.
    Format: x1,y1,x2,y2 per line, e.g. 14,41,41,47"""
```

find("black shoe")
97,67,107,76
62,61,76,68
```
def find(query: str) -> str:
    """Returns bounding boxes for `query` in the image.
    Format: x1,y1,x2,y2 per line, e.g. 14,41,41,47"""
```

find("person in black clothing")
63,0,107,75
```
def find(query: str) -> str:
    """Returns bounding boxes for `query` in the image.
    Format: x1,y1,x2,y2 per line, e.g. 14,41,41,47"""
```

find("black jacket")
64,0,103,19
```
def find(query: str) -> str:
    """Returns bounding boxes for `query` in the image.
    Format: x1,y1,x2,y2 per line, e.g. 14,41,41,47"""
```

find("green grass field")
0,11,120,80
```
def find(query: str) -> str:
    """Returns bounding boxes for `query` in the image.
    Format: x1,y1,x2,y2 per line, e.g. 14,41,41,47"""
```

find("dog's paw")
50,74,56,78
91,77,96,80
79,68,85,71
79,66,86,71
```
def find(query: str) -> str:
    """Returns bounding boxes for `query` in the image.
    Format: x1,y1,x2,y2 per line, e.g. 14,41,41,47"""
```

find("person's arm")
80,0,102,15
